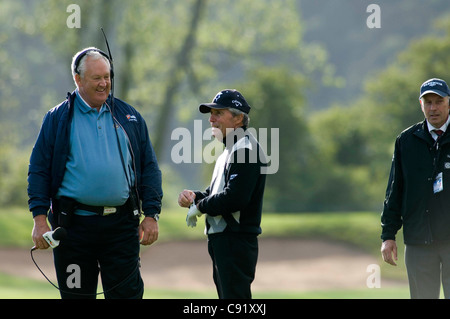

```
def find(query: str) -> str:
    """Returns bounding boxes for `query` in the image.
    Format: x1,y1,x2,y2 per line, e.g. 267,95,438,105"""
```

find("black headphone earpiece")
73,48,114,79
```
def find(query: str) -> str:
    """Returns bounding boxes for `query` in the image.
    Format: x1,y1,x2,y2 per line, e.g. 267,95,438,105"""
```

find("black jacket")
381,120,450,245
195,129,266,235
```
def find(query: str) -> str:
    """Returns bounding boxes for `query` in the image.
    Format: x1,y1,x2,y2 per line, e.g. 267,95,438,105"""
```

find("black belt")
76,199,131,216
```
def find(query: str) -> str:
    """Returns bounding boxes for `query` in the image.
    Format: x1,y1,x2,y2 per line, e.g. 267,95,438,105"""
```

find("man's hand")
32,215,51,250
139,216,158,246
178,189,196,208
381,239,398,266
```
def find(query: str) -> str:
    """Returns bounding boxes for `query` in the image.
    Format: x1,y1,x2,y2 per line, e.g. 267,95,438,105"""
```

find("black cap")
199,89,251,114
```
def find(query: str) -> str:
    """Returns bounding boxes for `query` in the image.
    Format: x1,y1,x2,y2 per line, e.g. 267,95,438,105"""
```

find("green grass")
0,272,410,299
0,206,35,247
261,211,383,253
160,209,402,261
0,207,388,252
0,272,60,299
0,206,409,299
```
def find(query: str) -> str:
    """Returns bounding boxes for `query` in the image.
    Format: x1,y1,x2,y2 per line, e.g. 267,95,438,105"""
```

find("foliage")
0,148,29,208
307,15,450,211
242,67,313,211
0,0,336,211
1,1,450,212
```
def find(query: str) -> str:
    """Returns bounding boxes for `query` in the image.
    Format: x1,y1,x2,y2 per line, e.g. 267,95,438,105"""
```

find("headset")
72,29,115,113
73,48,113,76
72,34,114,80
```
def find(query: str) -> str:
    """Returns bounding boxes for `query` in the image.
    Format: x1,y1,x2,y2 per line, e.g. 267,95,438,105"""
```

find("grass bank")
7,206,388,252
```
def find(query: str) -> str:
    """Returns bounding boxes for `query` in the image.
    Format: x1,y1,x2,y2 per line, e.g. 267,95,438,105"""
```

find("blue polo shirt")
57,90,134,215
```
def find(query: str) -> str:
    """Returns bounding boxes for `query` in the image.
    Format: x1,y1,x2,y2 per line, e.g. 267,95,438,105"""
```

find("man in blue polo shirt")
57,85,133,210
28,47,163,299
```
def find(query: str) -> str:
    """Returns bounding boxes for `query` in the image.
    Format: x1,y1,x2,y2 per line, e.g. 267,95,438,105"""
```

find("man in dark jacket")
28,47,162,298
178,89,266,299
381,78,450,298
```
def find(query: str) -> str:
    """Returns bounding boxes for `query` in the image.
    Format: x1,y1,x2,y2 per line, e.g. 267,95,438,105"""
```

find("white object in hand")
186,204,202,227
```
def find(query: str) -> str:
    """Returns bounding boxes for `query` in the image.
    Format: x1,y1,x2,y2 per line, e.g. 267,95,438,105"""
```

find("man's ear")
75,73,82,88
234,113,244,127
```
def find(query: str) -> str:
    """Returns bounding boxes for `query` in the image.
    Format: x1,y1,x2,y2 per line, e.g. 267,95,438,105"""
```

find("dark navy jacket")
28,91,162,218
382,120,450,245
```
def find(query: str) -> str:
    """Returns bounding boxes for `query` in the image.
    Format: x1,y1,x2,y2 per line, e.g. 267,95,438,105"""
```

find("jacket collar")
414,120,450,146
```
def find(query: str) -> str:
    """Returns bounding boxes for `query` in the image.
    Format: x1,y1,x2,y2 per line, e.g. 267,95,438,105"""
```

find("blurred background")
2,0,450,212
1,0,450,298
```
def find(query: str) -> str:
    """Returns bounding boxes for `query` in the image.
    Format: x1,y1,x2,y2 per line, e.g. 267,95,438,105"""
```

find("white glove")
186,204,202,227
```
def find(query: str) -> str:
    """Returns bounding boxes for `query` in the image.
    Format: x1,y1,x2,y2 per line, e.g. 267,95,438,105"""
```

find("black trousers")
51,210,143,299
207,232,258,299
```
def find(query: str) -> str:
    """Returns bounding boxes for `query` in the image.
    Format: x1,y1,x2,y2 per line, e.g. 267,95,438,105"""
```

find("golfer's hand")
178,190,195,208
381,239,398,266
139,216,158,246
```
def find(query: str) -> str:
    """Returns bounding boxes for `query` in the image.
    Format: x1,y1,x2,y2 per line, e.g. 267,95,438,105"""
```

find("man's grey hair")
71,47,111,86
420,95,450,105
228,108,250,127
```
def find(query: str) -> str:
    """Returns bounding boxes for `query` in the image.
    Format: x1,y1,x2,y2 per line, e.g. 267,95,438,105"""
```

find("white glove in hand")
186,204,202,227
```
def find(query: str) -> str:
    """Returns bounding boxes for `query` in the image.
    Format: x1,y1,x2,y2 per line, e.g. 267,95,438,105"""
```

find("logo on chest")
126,114,137,122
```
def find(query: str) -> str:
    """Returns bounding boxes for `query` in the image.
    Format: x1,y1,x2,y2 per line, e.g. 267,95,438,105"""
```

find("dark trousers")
207,232,258,299
405,242,450,299
52,210,143,299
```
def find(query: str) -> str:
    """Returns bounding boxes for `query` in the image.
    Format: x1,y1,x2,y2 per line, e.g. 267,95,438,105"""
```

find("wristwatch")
149,214,159,222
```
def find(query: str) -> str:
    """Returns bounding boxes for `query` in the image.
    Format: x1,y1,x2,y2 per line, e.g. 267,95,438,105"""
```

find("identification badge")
434,172,444,194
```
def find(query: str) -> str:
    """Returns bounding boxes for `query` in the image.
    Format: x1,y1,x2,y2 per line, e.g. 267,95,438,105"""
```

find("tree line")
1,1,449,212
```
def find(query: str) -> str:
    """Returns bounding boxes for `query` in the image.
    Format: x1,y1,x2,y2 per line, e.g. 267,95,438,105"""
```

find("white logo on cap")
213,92,223,103
425,81,443,87
232,100,242,107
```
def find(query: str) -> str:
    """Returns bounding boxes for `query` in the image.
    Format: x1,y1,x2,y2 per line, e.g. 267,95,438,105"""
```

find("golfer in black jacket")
178,89,266,299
